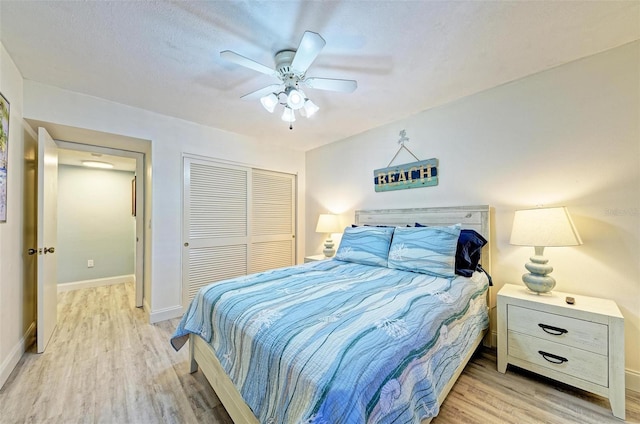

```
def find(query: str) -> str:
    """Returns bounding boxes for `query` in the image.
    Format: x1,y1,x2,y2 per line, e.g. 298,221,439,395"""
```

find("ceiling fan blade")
290,31,326,74
303,77,357,93
220,50,276,76
240,84,283,100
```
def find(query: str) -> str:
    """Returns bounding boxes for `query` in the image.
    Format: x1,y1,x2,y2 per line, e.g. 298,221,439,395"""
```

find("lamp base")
522,251,555,293
323,238,335,258
523,273,556,294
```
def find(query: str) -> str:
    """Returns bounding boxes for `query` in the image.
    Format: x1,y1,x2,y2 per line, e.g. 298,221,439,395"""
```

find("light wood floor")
1,282,638,424
0,283,232,424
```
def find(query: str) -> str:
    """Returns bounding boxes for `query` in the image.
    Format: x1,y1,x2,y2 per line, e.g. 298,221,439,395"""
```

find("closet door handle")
538,323,568,336
538,350,568,364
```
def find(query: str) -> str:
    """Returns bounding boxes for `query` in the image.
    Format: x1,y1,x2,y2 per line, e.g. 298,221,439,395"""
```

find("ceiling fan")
221,31,357,129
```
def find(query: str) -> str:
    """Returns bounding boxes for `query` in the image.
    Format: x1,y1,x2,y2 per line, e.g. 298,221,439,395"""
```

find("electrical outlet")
88,259,94,268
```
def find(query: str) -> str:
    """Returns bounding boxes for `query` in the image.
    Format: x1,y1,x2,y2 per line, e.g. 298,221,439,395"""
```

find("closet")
182,156,296,304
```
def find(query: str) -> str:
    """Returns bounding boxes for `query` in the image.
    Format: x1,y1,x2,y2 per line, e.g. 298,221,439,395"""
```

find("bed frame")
189,205,491,424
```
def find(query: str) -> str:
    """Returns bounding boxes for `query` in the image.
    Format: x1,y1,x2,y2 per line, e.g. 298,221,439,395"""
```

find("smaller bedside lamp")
315,214,341,257
510,206,582,294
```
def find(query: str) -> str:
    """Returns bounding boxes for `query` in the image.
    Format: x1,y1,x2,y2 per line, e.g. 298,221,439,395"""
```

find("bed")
172,205,491,423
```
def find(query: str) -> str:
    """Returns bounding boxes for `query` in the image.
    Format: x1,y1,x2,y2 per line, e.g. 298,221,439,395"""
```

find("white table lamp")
315,214,341,257
510,206,582,293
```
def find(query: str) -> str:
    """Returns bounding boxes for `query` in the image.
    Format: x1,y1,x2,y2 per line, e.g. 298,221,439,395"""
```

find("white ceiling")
1,1,638,152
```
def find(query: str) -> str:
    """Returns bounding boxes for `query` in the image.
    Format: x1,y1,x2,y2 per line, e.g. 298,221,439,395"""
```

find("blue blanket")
172,259,488,424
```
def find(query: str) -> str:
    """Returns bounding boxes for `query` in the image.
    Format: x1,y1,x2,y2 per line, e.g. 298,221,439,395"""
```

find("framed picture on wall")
0,92,9,223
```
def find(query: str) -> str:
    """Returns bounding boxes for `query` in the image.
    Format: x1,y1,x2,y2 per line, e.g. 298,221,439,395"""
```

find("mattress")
172,259,489,424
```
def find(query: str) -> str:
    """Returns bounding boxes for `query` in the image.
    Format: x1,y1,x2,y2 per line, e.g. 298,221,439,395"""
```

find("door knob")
44,247,55,254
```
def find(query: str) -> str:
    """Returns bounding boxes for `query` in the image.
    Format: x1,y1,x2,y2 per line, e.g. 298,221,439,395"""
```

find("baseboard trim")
0,321,35,390
57,274,134,292
626,368,640,393
149,304,183,323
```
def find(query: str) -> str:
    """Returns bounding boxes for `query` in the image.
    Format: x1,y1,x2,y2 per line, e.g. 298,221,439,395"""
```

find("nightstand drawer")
507,331,608,386
508,305,608,355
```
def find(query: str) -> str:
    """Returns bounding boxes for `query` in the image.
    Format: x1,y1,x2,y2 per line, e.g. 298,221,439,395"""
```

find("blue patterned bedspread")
171,259,489,424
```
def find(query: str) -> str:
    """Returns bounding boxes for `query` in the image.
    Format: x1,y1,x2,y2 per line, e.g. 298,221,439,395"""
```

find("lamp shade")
510,206,582,247
286,87,305,110
315,214,341,234
302,99,319,117
281,106,296,122
260,93,278,113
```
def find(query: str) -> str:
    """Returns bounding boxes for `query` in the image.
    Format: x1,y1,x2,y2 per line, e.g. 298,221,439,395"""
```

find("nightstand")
304,254,330,263
497,284,625,419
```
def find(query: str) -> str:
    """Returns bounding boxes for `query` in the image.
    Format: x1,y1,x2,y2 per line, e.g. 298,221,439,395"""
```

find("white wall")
57,165,135,284
0,44,34,388
22,79,306,322
306,42,640,388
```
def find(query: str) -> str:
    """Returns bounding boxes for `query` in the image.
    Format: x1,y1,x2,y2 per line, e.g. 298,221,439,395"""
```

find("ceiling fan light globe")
303,99,319,117
286,88,305,110
260,93,278,113
281,107,296,122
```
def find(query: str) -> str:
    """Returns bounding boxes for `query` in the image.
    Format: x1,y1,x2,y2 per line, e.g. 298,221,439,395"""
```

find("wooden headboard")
354,205,491,275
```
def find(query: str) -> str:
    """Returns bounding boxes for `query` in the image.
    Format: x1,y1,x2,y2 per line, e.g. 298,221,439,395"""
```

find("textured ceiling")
1,1,638,151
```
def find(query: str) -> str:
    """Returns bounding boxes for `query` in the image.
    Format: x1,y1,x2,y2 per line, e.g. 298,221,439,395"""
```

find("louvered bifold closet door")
183,158,249,304
249,169,296,274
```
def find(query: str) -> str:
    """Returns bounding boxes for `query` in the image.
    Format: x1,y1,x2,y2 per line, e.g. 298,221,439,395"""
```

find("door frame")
56,140,145,307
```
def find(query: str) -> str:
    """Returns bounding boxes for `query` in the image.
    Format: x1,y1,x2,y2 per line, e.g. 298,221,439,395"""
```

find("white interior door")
249,169,296,273
182,158,249,305
37,127,58,353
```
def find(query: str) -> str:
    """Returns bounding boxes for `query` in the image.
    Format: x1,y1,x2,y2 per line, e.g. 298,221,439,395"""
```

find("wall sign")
374,158,438,192
373,130,439,192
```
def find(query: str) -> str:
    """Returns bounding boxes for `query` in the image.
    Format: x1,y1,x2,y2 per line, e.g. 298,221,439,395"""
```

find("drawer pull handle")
538,350,568,364
538,323,568,336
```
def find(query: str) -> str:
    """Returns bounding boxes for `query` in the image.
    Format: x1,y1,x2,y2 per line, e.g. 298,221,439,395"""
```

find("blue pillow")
415,223,487,276
387,225,461,278
335,226,394,267
455,229,487,277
